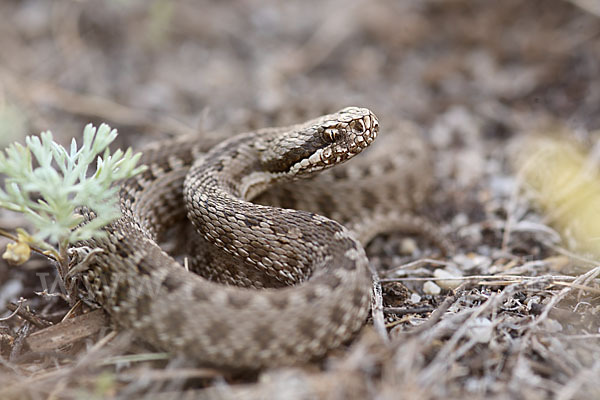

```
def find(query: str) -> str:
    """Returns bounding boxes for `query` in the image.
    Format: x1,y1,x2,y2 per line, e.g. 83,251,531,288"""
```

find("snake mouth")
285,107,379,176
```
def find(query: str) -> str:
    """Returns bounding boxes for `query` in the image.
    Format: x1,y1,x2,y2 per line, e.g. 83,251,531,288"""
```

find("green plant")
0,123,145,276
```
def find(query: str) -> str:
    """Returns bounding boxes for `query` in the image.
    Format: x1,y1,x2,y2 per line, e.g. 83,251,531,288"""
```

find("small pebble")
451,213,469,228
466,317,493,343
423,281,441,295
433,268,462,290
409,293,422,304
400,237,418,255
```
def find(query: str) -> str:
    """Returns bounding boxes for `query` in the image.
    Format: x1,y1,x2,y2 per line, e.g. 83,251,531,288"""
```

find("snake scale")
74,106,434,370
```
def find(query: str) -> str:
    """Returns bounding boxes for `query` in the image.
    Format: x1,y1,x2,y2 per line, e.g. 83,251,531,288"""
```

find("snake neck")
183,116,374,287
183,135,308,286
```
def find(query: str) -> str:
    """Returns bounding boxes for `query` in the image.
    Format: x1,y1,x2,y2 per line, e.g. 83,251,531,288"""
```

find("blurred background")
0,0,598,148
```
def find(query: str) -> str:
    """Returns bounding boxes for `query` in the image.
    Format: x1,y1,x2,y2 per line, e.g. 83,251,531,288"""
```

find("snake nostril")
349,119,366,134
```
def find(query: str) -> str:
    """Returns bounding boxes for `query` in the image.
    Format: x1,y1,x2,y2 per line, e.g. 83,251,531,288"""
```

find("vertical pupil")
325,129,337,142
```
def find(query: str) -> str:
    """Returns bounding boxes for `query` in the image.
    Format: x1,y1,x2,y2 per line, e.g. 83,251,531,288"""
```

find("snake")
73,106,434,370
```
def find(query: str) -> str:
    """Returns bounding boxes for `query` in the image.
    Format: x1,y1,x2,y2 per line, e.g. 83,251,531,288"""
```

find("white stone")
433,268,462,290
466,317,493,343
409,293,422,304
400,238,418,255
423,281,441,295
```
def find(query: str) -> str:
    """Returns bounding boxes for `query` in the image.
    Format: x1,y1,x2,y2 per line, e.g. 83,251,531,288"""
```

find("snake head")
263,107,379,178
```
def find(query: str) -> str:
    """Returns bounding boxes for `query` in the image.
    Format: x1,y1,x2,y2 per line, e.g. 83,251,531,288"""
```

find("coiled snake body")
76,107,430,369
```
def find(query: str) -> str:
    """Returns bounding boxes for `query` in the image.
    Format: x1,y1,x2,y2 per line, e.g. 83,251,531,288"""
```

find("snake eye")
323,128,339,142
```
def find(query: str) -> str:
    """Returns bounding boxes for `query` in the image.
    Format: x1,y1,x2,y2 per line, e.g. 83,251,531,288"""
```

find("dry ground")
1,0,600,399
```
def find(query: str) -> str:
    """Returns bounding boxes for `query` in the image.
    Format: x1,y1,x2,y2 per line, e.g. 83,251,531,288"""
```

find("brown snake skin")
73,107,433,370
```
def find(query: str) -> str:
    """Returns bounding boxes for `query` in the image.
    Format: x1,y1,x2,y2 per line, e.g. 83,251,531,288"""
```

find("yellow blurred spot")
515,135,600,256
3,239,31,265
